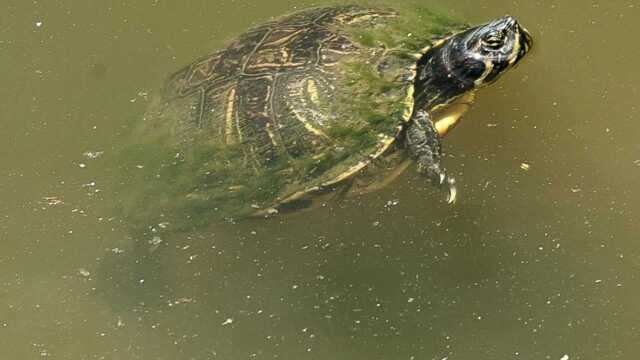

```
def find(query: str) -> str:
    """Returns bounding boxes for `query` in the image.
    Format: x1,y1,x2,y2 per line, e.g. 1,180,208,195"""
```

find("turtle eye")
482,30,506,49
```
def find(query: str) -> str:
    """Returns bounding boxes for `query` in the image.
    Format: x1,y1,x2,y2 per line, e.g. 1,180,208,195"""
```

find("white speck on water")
384,199,400,208
595,279,603,284
35,21,43,27
83,151,104,159
520,162,531,171
149,236,163,246
110,247,124,254
222,318,233,326
560,355,570,360
138,279,145,284
135,164,144,169
78,268,90,277
42,196,64,206
407,297,415,303
78,163,86,168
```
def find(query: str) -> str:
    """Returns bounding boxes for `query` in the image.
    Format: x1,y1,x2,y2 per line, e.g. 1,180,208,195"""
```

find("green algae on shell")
114,4,465,234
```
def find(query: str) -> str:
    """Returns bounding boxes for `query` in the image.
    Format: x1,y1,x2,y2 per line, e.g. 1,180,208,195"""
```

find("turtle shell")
123,5,464,224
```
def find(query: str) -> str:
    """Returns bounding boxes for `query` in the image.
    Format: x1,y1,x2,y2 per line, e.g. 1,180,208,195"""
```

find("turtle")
121,4,532,228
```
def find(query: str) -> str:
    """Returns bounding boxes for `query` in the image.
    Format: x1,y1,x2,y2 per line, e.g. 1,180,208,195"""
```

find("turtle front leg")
405,109,457,203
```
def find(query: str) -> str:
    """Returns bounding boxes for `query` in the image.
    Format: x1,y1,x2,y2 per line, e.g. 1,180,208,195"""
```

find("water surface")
2,0,639,359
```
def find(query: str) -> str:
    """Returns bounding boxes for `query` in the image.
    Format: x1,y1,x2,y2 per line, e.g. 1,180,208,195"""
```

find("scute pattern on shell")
156,5,414,213
119,4,464,227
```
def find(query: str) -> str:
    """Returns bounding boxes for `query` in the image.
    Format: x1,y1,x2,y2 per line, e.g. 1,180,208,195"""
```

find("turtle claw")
419,164,457,204
445,176,457,204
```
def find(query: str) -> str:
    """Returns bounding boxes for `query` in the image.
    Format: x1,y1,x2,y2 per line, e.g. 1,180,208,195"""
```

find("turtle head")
445,15,533,88
414,16,532,109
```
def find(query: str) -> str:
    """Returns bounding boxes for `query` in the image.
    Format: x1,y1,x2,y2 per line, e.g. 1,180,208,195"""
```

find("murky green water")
2,0,639,359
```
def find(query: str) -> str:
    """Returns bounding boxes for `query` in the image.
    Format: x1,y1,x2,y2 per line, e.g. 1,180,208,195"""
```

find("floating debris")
83,151,104,159
70,208,87,216
221,318,233,326
130,90,149,103
42,196,64,206
78,268,90,277
149,236,163,253
169,297,195,307
137,91,149,101
384,199,400,209
560,355,569,360
35,21,43,28
520,162,531,171
109,247,125,254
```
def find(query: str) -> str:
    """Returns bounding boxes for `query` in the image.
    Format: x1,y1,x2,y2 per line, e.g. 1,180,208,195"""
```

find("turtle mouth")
520,26,533,53
515,23,533,64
